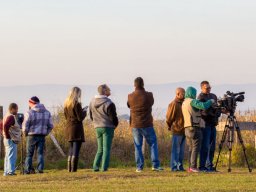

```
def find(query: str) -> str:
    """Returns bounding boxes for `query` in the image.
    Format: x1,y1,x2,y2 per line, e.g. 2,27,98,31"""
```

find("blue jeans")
199,125,217,170
132,127,160,170
3,139,18,176
25,135,45,173
171,135,186,171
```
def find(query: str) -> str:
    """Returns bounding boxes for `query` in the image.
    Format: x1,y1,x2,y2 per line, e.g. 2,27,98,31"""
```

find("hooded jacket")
22,104,54,136
182,87,213,128
89,95,118,129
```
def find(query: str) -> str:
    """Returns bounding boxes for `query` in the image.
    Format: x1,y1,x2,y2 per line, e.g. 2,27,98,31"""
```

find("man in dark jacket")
128,77,163,172
89,84,118,172
166,88,185,171
22,96,53,174
198,81,220,172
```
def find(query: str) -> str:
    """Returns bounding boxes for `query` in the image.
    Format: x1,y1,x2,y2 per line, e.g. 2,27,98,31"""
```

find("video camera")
216,91,245,115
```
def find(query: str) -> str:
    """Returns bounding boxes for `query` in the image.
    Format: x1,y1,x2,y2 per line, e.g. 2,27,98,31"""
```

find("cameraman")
198,81,220,172
22,96,54,174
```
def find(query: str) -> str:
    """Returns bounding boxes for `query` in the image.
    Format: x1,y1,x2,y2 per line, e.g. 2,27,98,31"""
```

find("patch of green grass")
0,168,255,192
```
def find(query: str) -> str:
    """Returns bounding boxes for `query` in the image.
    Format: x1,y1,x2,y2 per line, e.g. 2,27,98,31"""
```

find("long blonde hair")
64,87,82,109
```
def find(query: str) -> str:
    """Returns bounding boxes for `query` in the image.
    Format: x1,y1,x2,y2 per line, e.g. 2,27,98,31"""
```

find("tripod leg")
227,127,234,173
215,125,228,171
234,120,252,173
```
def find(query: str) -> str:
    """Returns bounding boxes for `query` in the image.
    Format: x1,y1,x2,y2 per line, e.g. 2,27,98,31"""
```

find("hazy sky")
0,0,255,86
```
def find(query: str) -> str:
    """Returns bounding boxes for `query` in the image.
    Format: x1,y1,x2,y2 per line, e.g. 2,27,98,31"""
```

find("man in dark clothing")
89,84,119,172
166,88,186,171
198,81,220,172
128,77,163,173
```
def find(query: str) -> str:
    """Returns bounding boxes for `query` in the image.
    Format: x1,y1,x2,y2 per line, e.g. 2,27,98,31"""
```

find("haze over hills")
0,82,255,118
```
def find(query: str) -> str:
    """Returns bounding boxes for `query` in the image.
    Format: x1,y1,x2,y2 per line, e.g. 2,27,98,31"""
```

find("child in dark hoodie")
89,84,118,172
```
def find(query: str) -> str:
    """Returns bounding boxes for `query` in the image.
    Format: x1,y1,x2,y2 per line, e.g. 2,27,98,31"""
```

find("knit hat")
29,96,40,104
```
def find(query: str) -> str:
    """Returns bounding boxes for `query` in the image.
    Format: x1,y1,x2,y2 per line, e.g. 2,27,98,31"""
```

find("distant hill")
0,82,255,118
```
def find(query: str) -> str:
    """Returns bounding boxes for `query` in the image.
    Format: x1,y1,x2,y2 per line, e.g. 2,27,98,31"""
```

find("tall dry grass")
5,109,254,169
45,109,172,168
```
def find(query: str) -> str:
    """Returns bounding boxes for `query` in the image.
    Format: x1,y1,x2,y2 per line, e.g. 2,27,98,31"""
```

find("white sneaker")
136,169,143,173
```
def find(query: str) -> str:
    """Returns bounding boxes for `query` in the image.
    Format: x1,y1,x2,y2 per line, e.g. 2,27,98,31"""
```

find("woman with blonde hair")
64,87,87,172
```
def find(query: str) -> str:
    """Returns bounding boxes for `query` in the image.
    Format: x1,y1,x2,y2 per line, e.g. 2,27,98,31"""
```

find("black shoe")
68,156,72,172
71,156,79,172
199,167,209,172
207,167,217,172
25,169,36,175
36,170,44,174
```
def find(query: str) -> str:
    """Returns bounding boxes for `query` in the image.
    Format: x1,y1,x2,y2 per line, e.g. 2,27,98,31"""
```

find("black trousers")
68,141,82,157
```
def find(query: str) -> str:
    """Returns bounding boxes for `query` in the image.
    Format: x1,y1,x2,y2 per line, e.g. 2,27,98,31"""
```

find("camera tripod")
215,114,252,173
15,134,25,175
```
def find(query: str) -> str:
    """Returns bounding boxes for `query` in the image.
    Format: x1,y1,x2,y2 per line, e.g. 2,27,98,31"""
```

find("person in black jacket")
64,87,87,172
198,81,220,172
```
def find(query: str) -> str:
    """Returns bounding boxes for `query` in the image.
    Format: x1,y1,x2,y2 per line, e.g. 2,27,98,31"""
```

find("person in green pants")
89,84,119,172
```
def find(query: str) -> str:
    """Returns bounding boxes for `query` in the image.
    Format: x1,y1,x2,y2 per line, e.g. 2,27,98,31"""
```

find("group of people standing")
166,81,219,172
1,77,219,176
1,97,54,176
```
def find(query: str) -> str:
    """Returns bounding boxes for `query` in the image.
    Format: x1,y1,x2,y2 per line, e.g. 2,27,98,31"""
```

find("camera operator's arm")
22,112,31,136
191,99,213,110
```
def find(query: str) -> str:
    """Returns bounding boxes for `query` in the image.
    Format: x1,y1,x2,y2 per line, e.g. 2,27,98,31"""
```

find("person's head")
98,84,111,97
201,81,211,94
175,87,185,101
9,103,18,115
185,87,197,99
64,87,82,109
134,77,144,89
29,96,40,109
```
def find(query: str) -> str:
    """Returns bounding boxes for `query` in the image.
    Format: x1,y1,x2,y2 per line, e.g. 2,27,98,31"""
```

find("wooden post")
0,106,3,159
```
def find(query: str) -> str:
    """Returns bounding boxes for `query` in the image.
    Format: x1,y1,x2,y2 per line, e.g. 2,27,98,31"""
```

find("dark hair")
9,103,18,112
134,77,144,88
201,81,210,87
